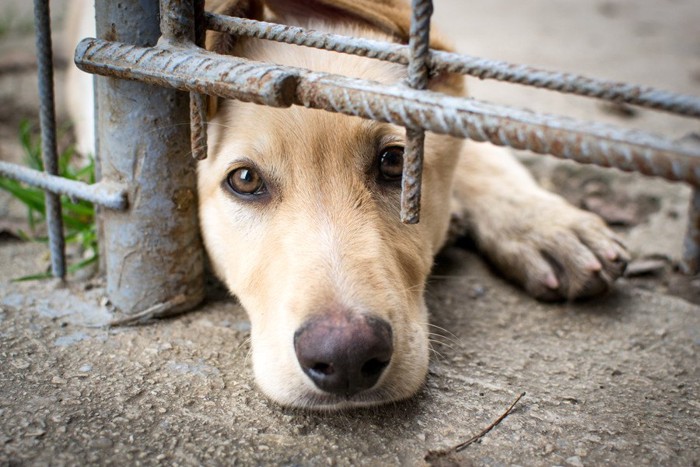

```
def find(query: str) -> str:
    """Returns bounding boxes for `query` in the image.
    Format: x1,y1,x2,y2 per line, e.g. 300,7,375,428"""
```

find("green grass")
0,120,98,280
0,6,35,40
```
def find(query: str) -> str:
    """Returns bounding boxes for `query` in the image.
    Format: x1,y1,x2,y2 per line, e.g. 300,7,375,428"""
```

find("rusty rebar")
0,161,128,210
204,13,700,118
74,40,700,187
159,0,209,160
682,189,700,274
401,0,433,224
75,39,297,107
190,0,208,160
33,0,66,279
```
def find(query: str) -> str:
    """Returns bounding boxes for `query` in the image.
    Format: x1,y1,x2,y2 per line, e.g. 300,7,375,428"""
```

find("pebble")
566,456,584,467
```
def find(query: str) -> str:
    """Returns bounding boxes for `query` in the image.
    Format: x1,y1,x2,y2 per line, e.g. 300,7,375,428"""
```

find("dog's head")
198,0,465,409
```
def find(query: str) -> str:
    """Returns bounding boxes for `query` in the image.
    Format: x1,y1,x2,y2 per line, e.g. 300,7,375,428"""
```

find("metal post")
33,0,66,278
95,0,204,315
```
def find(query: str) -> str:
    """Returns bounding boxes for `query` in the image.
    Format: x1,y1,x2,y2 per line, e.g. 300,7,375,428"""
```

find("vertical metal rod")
33,0,66,278
96,0,204,315
190,0,208,160
681,189,700,275
401,0,433,224
160,0,208,160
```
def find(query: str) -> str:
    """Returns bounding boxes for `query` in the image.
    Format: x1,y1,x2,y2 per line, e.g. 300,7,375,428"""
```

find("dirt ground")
1,0,699,465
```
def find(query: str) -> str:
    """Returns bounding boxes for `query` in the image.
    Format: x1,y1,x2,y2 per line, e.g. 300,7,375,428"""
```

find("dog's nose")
294,312,393,396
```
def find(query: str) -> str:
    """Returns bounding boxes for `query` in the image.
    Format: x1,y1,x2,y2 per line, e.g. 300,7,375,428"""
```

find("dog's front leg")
450,141,629,301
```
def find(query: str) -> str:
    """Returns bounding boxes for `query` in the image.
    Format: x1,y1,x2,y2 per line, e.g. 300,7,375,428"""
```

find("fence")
1,0,699,318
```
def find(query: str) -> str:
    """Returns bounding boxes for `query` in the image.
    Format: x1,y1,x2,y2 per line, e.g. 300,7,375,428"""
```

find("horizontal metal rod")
0,160,128,210
74,39,700,186
205,13,700,119
75,38,297,107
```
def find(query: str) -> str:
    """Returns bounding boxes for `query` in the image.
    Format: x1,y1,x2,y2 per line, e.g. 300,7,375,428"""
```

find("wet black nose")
294,312,393,396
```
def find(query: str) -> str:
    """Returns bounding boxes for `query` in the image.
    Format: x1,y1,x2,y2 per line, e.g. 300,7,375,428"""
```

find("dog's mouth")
284,383,407,411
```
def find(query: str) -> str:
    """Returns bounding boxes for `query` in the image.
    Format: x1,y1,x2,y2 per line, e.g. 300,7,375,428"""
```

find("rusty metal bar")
0,161,128,210
160,0,209,161
75,39,297,107
204,13,700,119
682,190,700,274
190,0,208,160
94,0,204,316
73,40,700,186
33,0,66,278
401,0,433,224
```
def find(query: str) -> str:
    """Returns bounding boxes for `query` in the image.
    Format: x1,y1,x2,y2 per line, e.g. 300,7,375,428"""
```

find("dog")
69,0,628,410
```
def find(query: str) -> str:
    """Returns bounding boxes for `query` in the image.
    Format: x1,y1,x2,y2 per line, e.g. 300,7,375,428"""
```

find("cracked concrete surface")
1,0,700,465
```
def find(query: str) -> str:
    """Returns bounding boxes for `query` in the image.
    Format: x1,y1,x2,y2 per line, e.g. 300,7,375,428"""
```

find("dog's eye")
378,146,404,182
226,167,266,196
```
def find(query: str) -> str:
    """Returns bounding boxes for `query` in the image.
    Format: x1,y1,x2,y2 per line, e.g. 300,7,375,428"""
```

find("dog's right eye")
378,146,404,182
226,167,267,197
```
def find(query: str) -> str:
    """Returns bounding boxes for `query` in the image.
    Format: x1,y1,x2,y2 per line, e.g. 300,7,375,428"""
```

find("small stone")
11,359,30,370
51,376,67,385
566,456,584,467
624,259,667,278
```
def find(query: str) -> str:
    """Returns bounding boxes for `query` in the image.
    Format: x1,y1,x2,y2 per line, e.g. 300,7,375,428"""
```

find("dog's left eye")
378,146,404,182
226,167,267,196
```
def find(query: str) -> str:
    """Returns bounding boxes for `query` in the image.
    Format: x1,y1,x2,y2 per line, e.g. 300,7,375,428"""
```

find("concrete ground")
1,0,699,465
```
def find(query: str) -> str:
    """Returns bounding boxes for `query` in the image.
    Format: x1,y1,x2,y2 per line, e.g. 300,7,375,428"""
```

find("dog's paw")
473,192,629,301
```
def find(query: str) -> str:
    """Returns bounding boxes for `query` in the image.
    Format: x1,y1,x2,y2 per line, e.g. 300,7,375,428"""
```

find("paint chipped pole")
94,0,204,316
401,0,433,224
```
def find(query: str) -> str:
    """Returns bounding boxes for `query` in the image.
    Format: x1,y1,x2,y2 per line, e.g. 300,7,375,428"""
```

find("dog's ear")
263,0,464,95
204,0,464,114
204,0,265,117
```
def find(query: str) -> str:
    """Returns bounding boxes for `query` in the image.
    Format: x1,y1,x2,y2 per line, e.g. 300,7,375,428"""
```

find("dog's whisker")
426,322,460,341
427,341,446,361
426,333,459,349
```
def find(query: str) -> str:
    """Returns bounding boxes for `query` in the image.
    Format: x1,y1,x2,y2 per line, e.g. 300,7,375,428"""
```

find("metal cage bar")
74,39,700,184
400,0,433,223
32,0,66,278
0,161,128,210
203,13,700,119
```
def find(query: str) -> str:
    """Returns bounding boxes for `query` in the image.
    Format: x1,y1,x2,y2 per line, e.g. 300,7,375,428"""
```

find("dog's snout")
294,312,393,396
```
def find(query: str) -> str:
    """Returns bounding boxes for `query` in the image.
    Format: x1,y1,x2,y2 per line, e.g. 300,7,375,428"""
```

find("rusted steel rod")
0,161,128,210
33,0,66,278
160,0,209,160
190,0,208,160
204,13,700,119
296,72,700,185
682,189,700,274
74,39,700,186
401,0,433,224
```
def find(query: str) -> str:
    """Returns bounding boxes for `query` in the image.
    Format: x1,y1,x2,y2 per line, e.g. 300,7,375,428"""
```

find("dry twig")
425,392,526,461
